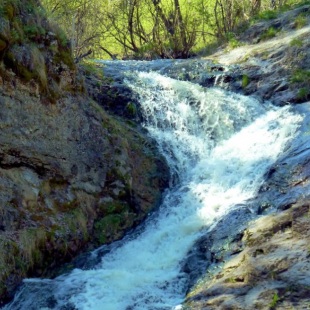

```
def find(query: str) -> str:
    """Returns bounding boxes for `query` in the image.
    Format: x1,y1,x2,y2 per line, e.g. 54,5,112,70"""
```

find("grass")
79,60,104,79
290,37,304,47
242,75,250,88
228,37,243,49
252,0,309,25
291,69,310,83
0,0,77,101
260,27,280,40
294,13,308,29
297,87,310,99
257,10,278,20
270,292,280,309
290,68,310,100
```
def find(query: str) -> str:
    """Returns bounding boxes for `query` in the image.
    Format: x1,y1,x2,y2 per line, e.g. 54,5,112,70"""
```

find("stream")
3,60,304,310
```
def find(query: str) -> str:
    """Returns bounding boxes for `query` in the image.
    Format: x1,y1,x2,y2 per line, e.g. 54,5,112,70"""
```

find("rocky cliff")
0,0,169,303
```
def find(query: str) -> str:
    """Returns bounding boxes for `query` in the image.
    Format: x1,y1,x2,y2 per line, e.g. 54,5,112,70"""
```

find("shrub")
294,14,308,29
223,32,243,50
257,10,278,20
260,27,279,41
291,69,310,83
290,69,310,101
297,87,310,100
290,38,303,47
242,75,250,88
270,292,280,308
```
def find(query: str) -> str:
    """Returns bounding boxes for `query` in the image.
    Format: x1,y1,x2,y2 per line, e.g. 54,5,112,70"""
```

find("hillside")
209,4,310,105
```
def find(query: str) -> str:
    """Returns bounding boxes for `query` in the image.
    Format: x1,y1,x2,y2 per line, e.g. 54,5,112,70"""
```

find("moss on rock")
0,0,80,102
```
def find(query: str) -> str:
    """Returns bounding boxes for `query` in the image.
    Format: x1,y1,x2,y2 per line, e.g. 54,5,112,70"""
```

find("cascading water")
3,67,303,310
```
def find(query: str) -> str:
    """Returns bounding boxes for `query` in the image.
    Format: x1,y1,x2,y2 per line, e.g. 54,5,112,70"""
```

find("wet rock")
181,206,254,292
183,103,310,309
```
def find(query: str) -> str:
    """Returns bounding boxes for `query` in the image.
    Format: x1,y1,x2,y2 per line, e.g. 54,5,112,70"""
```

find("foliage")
290,37,303,47
0,0,77,100
294,13,308,29
37,0,309,60
79,60,104,79
226,32,243,49
270,292,280,308
260,27,280,40
242,74,250,88
291,69,310,83
290,69,310,101
257,9,278,20
297,87,310,99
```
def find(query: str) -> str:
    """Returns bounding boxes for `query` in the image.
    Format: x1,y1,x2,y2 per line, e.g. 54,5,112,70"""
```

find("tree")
40,0,299,60
41,0,109,60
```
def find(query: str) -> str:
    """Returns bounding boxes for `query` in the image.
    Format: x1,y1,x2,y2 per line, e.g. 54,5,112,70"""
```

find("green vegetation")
257,10,278,20
79,60,104,79
297,87,310,100
242,75,250,88
38,0,309,60
226,32,243,49
290,69,310,100
126,102,137,117
270,292,280,308
94,200,135,245
294,13,308,29
0,0,77,101
290,37,303,47
291,69,310,83
260,27,280,41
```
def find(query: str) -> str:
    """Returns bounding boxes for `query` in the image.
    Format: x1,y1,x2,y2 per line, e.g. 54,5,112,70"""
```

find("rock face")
182,5,310,309
183,103,310,309
0,0,169,304
184,201,310,309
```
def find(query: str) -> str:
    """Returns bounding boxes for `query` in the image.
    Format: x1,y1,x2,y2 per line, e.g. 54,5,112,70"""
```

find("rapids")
3,62,303,310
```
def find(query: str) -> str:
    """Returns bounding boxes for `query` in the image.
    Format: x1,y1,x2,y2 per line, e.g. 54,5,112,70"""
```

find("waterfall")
3,69,303,310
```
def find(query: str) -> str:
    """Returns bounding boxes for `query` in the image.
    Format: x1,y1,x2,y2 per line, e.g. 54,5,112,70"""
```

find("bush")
226,32,243,49
290,69,310,101
291,69,310,83
294,14,308,29
290,38,303,47
260,27,279,41
257,10,278,20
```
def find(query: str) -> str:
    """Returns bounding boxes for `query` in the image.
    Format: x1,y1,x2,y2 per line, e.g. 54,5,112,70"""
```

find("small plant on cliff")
291,69,310,83
290,38,303,47
270,292,280,309
257,10,278,21
260,27,280,41
79,60,104,79
23,24,45,40
242,75,250,88
297,87,310,100
290,69,310,101
294,13,308,29
226,32,243,49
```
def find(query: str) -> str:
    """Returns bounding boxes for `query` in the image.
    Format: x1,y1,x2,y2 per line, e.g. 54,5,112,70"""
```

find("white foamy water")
4,72,303,310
